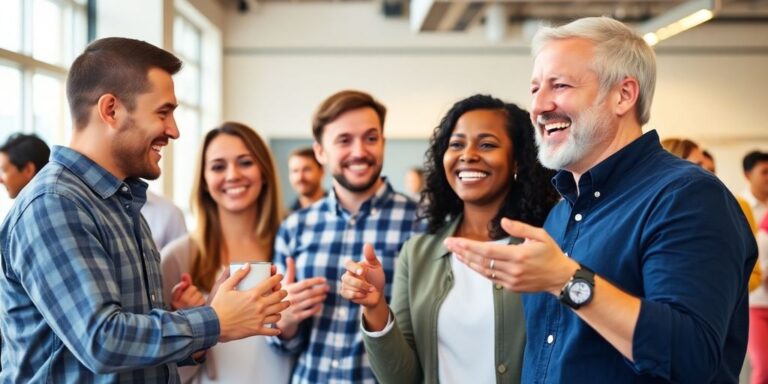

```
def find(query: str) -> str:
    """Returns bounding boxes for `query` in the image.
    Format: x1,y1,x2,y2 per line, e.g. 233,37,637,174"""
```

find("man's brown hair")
66,37,182,129
290,147,322,169
311,90,386,143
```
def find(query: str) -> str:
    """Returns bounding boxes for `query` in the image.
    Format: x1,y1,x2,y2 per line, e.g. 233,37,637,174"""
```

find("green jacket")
363,216,525,384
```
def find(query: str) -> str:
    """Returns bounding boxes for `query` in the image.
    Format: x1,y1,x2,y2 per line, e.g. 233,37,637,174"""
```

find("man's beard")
534,98,612,171
296,180,321,197
112,117,162,180
332,162,382,193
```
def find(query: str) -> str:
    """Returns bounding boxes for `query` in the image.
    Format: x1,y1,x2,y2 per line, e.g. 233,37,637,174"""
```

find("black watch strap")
559,264,595,309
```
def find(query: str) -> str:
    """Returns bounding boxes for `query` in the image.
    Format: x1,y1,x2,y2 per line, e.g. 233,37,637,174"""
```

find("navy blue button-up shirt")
522,131,756,383
0,146,219,383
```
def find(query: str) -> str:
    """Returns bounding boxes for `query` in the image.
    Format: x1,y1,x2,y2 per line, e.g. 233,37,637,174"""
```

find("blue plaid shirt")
270,179,421,384
0,146,220,383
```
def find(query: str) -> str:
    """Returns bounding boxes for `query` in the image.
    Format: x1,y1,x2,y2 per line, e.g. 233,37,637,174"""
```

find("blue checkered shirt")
0,146,220,383
269,180,421,383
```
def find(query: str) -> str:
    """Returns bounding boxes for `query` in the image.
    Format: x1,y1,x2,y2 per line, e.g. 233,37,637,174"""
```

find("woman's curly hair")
420,94,560,238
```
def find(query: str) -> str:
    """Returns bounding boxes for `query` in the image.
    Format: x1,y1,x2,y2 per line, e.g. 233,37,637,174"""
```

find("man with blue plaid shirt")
0,37,289,382
270,90,421,383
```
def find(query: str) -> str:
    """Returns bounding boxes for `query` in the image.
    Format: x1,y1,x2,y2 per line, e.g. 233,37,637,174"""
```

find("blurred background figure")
141,190,188,251
403,167,425,201
0,133,50,199
742,151,768,227
702,150,717,173
741,150,768,384
287,147,325,212
161,122,292,384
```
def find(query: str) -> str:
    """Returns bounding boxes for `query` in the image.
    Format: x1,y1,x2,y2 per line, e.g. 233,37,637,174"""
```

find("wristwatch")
559,264,595,310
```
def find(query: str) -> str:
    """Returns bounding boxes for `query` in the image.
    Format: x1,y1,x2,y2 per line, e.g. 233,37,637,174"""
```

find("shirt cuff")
630,299,672,377
360,310,394,338
180,306,220,352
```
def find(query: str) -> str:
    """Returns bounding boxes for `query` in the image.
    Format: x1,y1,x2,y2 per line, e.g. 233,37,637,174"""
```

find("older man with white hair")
446,17,756,383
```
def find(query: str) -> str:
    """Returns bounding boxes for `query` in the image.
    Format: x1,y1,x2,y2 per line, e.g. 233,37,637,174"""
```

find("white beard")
534,97,613,171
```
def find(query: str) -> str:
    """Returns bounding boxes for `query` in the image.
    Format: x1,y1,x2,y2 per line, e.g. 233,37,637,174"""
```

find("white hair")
531,17,657,125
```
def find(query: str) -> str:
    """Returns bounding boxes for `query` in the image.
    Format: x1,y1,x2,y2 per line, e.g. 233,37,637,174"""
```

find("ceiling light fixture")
637,0,719,46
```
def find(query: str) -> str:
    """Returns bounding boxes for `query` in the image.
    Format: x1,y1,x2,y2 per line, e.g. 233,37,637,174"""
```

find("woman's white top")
160,236,294,384
435,252,496,384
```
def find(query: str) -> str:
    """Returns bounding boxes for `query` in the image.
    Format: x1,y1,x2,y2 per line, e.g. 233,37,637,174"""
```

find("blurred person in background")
740,150,768,384
142,190,187,250
286,147,325,213
403,167,425,201
0,133,50,199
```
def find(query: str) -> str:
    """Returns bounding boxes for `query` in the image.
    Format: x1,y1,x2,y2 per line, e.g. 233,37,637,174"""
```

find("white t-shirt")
436,252,495,384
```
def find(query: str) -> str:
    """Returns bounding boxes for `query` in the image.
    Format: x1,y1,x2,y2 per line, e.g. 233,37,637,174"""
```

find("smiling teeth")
151,145,162,152
225,186,246,194
458,171,488,180
544,122,570,132
348,164,369,171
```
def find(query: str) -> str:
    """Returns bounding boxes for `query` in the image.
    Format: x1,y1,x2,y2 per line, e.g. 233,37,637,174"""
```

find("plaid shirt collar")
51,145,149,206
326,176,394,217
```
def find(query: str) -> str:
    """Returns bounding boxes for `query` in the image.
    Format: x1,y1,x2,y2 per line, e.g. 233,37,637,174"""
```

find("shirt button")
338,308,348,317
121,186,129,193
495,284,503,290
349,218,356,225
547,334,554,344
497,364,507,373
574,213,583,222
594,191,601,198
331,360,339,368
124,204,130,209
151,294,156,302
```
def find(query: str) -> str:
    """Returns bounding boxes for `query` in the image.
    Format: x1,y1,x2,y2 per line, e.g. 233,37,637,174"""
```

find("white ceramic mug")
229,262,272,291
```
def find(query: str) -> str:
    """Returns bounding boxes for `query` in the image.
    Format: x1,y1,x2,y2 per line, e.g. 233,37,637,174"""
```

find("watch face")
569,281,592,304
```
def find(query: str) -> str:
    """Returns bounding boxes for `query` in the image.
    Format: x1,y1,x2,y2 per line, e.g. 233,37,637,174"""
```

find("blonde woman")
161,122,292,383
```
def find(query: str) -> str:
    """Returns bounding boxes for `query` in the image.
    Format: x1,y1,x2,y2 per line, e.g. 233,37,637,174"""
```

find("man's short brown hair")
290,147,322,169
311,90,386,143
66,37,182,129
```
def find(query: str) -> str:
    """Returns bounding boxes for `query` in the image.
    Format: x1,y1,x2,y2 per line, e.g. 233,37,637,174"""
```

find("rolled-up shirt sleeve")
630,177,756,382
6,193,220,373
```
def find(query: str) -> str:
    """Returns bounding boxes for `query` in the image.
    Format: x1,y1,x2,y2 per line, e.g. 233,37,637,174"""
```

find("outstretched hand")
445,218,578,295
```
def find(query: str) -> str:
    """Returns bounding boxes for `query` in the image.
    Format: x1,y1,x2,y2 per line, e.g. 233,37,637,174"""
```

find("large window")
167,1,222,221
0,0,87,219
172,14,203,210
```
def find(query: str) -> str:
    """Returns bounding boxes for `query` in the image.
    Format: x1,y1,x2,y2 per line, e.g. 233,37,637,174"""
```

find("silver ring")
489,259,495,270
491,272,497,279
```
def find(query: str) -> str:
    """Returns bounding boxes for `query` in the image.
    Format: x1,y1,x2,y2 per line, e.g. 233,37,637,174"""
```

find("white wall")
223,2,768,194
96,0,165,45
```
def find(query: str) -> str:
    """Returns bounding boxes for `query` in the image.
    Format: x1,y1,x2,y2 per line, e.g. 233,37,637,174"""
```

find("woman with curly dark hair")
339,94,559,383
